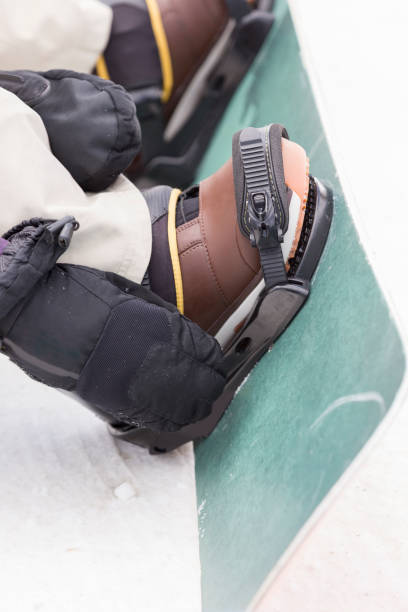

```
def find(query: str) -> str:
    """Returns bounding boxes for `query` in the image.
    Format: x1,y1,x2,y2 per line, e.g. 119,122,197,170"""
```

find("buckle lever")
248,189,282,250
47,216,80,249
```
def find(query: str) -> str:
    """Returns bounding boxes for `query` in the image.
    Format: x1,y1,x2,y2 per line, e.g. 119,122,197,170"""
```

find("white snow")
0,358,201,612
113,482,137,501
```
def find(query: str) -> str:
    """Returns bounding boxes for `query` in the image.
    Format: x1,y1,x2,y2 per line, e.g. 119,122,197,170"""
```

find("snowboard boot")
96,0,275,186
110,123,333,452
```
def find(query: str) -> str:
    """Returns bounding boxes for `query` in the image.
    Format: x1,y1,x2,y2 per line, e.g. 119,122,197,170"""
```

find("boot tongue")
281,139,310,265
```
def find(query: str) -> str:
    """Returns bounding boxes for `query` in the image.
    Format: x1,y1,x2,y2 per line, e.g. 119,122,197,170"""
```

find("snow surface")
0,358,201,612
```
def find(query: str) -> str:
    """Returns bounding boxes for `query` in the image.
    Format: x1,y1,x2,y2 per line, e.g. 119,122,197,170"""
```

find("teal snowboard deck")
194,2,406,611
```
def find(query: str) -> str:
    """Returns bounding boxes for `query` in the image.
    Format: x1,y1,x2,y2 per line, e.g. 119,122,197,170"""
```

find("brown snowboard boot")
110,123,333,453
96,0,274,186
143,123,333,350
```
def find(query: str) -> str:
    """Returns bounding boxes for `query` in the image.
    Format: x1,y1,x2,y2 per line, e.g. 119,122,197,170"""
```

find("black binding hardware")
47,216,80,249
225,0,252,20
240,131,287,289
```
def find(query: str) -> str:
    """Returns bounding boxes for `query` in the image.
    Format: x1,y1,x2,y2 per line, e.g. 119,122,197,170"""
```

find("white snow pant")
0,88,152,284
0,0,113,73
0,0,152,283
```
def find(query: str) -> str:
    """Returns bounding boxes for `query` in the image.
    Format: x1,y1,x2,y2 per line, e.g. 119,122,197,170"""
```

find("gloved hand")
0,70,141,191
0,217,226,434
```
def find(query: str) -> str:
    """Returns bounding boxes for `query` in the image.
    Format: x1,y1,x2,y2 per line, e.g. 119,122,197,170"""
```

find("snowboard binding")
0,124,332,455
110,125,333,453
126,2,275,187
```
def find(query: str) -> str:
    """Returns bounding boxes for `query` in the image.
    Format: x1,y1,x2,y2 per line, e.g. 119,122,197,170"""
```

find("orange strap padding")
281,138,310,206
281,138,310,267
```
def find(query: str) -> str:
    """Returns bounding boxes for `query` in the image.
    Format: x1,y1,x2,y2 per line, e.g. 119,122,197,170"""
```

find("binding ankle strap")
238,125,288,289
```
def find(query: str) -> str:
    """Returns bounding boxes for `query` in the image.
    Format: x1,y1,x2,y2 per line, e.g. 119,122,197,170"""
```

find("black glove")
0,218,226,433
0,69,141,191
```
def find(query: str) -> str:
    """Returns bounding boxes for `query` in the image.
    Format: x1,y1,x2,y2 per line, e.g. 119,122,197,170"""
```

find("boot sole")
109,178,333,453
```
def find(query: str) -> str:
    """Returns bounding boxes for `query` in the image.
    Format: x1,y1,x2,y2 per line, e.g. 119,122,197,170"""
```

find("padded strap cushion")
268,123,289,233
